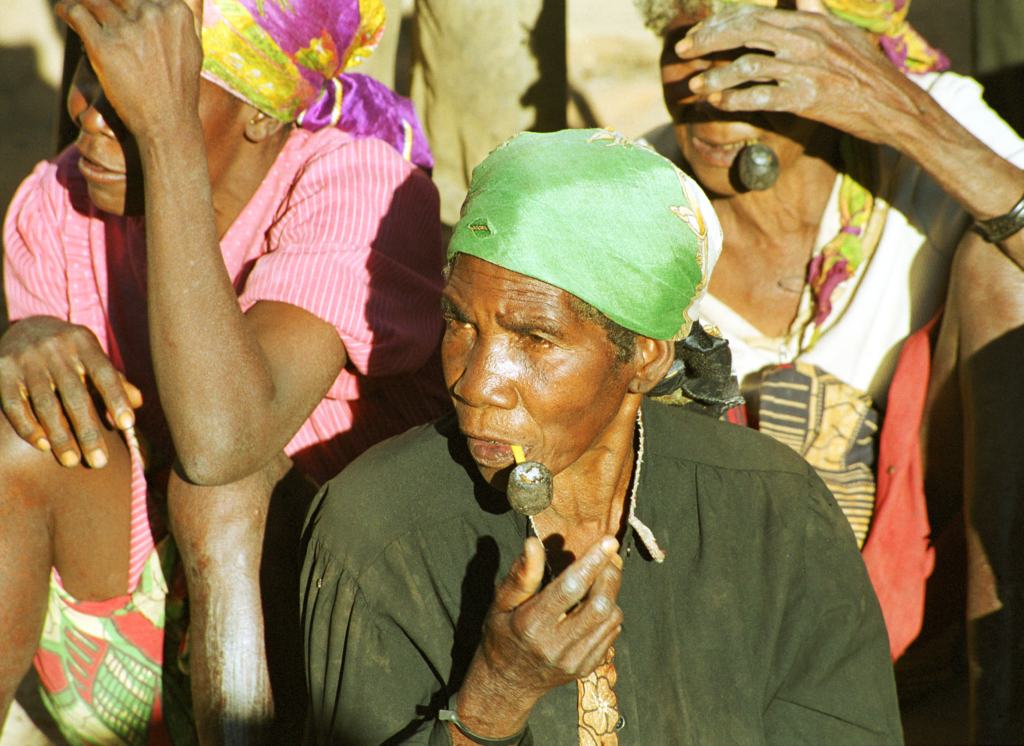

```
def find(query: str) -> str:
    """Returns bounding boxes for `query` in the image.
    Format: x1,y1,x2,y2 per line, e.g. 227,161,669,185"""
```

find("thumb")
493,537,545,612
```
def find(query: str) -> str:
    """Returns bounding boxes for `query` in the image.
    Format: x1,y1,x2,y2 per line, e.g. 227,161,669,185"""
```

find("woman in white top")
638,0,1024,739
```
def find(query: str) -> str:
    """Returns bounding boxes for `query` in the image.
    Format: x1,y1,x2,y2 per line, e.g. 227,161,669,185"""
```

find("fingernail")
601,536,618,554
689,74,704,92
36,437,51,451
117,411,135,430
675,38,693,55
707,91,722,105
611,553,623,569
59,451,80,467
89,450,108,468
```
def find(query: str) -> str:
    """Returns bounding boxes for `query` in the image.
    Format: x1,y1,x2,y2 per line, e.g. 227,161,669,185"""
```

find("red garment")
863,312,942,660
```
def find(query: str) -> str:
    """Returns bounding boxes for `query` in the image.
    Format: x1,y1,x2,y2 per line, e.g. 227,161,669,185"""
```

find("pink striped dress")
4,126,450,745
5,125,449,587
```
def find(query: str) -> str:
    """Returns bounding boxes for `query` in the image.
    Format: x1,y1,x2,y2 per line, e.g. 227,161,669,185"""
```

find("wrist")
974,190,1024,243
136,115,206,160
440,692,529,746
455,653,540,734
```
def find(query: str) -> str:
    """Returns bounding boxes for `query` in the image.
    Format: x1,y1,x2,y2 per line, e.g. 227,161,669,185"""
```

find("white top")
685,72,1024,411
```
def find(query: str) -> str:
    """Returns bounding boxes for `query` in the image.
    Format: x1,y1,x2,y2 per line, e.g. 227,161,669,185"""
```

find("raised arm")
56,0,346,485
676,2,1024,266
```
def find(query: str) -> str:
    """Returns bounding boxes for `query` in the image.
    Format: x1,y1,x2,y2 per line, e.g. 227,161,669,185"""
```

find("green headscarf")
448,128,723,341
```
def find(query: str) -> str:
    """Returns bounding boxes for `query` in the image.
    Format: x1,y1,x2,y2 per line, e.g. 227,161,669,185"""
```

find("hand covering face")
448,128,723,342
200,0,433,169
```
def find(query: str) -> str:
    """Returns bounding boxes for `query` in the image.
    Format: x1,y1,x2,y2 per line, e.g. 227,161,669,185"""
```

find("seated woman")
637,0,1024,734
0,0,449,742
301,127,902,746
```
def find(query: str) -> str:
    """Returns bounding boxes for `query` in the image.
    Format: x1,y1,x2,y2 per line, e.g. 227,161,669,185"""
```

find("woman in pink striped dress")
0,0,449,742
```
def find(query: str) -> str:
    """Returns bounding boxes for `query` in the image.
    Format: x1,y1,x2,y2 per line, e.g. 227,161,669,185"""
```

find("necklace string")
530,408,663,562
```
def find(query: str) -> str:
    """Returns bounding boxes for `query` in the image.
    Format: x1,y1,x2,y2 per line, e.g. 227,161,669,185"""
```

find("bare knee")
0,413,133,600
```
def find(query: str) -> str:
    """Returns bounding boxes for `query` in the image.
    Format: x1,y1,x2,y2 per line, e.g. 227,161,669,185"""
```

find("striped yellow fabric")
757,363,878,548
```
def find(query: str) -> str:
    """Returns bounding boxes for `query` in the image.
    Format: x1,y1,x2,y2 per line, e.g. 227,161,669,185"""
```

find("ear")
244,109,287,144
627,337,674,394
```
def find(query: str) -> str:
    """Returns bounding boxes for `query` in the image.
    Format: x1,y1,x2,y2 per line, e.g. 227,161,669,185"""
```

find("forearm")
887,85,1024,220
878,82,1024,266
139,127,279,483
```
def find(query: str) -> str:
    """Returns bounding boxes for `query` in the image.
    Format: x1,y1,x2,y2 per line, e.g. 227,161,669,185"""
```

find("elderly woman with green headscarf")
636,0,1024,694
0,0,450,742
300,128,902,746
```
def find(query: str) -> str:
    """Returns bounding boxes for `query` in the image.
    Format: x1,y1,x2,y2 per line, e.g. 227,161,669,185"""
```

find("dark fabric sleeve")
762,477,904,746
302,536,452,746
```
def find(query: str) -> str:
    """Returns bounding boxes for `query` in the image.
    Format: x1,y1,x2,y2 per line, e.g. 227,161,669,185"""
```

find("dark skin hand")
675,2,1024,266
55,0,347,486
0,316,142,468
451,537,624,743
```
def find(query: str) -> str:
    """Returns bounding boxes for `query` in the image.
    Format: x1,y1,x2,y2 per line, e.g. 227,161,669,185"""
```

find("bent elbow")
174,438,256,487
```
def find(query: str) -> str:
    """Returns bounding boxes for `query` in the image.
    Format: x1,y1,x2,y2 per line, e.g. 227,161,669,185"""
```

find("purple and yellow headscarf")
722,0,949,73
200,0,432,170
821,0,948,73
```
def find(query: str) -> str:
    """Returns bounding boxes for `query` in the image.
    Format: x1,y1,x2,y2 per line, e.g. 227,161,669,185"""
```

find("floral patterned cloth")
821,0,949,73
577,648,621,746
34,538,194,746
201,0,432,169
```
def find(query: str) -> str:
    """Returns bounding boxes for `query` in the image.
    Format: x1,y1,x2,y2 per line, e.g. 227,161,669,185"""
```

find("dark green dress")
301,401,903,745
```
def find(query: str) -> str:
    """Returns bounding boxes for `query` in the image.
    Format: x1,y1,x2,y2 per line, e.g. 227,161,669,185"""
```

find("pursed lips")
76,138,127,181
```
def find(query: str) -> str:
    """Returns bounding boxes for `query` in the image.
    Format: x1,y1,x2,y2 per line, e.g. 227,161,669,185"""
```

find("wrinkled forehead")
444,254,572,311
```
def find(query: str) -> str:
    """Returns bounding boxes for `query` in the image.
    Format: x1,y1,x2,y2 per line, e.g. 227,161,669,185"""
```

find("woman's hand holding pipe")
449,536,623,744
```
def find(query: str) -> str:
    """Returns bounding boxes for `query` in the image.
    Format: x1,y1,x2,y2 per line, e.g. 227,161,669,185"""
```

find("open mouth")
465,435,516,469
689,135,750,169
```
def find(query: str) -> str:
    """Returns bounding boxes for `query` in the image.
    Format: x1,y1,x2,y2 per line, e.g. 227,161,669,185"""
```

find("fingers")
56,0,103,40
675,4,773,59
492,537,547,612
81,345,138,430
525,539,622,677
0,319,134,468
559,544,622,631
688,54,807,113
120,375,144,410
535,537,619,618
21,360,86,467
691,53,783,94
40,353,114,467
676,3,836,61
0,376,49,452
